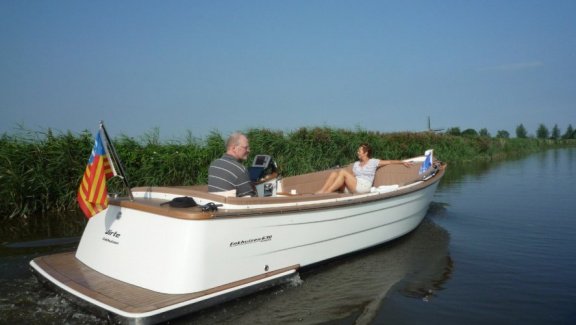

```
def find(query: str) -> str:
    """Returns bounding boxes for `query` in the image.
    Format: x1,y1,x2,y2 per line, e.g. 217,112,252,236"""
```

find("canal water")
1,148,575,324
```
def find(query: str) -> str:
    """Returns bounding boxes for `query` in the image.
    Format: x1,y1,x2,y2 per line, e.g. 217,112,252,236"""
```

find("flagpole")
100,121,134,201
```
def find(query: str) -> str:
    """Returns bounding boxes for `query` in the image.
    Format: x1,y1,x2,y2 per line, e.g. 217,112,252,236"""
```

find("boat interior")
108,157,444,221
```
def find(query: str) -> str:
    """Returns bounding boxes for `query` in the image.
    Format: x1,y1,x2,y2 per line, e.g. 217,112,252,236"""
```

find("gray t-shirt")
208,154,256,197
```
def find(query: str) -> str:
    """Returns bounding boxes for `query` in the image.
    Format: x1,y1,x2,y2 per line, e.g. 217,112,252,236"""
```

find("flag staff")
100,121,134,201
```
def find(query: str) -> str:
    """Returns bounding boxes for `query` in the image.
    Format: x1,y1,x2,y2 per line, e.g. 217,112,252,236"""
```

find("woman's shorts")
355,177,372,193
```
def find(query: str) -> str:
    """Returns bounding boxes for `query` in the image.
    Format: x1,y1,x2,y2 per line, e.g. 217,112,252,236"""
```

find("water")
377,148,576,325
1,148,575,324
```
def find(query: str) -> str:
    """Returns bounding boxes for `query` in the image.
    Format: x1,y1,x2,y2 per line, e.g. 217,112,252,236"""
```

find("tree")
562,124,575,139
479,128,490,137
536,124,549,139
551,124,561,140
496,130,510,139
516,124,527,138
462,128,479,137
446,127,461,136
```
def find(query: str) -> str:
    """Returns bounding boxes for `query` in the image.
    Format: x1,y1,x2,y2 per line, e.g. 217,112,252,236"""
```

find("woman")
316,143,412,194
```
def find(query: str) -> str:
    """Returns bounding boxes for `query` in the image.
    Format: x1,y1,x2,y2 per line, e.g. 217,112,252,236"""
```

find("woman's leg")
318,169,357,193
317,171,339,193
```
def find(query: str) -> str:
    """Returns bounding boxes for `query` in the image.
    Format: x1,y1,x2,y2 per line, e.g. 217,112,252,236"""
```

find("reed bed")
1,126,571,238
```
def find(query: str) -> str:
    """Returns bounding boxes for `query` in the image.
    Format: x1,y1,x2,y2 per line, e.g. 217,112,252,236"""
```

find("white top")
352,158,380,183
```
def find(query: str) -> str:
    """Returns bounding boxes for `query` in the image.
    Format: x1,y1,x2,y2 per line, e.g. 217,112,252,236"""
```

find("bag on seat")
160,196,197,208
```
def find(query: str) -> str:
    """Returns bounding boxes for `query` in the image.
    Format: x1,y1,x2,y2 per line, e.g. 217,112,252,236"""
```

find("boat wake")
0,277,100,324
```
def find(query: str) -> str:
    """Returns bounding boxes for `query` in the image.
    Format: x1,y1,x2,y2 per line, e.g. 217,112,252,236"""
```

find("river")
1,148,575,324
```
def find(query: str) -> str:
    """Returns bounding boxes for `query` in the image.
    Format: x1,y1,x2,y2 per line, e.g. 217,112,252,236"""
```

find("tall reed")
1,126,571,233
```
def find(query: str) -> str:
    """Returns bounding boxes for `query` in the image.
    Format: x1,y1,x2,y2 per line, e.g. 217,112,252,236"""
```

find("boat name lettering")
230,235,272,247
102,229,121,245
105,229,121,238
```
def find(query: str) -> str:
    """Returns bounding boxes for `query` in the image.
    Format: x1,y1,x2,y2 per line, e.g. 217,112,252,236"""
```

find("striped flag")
77,129,116,218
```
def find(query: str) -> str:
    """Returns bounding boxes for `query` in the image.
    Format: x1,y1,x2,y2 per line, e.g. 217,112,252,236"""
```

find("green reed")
1,126,571,229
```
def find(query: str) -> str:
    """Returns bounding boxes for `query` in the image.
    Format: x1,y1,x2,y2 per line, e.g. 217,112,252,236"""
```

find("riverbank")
1,127,574,241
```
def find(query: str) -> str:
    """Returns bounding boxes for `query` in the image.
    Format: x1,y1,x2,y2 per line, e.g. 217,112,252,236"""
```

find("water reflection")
438,151,542,191
176,218,452,325
0,211,86,244
379,148,576,325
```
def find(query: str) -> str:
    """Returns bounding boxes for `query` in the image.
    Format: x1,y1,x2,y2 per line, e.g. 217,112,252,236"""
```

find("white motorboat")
30,153,446,324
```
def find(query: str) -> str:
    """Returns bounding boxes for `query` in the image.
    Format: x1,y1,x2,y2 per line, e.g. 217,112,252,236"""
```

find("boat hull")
74,181,438,295
30,161,445,324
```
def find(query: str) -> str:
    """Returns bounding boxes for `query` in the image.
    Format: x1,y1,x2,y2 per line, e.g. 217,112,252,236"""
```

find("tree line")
445,123,576,140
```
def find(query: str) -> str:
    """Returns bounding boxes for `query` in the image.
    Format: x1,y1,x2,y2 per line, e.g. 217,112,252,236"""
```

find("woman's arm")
377,159,412,168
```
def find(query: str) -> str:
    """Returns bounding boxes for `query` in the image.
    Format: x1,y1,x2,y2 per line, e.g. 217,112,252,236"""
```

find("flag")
419,149,433,175
77,129,116,218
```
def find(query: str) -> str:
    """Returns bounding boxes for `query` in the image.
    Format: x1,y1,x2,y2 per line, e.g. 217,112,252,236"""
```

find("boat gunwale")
112,164,446,220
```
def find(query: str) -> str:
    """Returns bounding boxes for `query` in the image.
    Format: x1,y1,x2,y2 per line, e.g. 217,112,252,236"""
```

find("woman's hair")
359,143,373,158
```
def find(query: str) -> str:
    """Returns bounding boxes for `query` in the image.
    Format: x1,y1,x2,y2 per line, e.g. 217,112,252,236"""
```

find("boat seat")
280,162,422,194
373,163,422,187
279,169,338,195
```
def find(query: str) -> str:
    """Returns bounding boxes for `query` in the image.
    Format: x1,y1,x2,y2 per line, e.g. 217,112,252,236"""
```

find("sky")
1,0,575,140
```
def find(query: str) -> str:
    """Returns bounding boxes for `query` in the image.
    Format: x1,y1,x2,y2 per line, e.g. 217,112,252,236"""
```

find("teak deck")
32,252,298,315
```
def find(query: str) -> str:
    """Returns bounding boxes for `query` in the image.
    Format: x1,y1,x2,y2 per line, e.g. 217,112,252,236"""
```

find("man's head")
226,132,250,161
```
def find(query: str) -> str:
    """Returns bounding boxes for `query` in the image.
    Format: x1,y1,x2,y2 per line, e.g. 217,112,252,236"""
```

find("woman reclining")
316,143,412,194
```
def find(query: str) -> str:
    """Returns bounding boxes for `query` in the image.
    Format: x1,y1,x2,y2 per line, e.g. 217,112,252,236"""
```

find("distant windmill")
427,116,444,132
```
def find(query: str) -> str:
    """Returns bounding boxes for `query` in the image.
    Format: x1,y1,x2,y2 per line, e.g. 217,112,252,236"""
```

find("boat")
30,152,446,324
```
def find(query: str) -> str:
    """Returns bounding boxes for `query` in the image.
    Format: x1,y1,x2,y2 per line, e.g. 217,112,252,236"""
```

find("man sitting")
208,132,256,197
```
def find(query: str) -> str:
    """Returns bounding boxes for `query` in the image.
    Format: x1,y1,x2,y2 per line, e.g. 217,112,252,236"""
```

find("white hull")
76,182,438,294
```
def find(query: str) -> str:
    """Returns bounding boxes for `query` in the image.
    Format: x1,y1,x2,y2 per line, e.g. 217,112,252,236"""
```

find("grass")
1,126,573,240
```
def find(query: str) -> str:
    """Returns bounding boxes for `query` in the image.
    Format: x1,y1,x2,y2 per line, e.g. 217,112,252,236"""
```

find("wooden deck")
31,252,299,315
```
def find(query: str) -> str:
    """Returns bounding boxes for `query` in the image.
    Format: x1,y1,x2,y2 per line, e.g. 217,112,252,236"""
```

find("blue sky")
1,0,575,140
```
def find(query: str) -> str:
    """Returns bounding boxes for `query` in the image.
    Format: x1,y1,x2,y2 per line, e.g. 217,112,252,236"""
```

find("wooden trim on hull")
30,252,299,322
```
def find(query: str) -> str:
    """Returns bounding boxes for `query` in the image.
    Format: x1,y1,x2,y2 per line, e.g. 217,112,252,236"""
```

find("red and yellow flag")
77,130,115,218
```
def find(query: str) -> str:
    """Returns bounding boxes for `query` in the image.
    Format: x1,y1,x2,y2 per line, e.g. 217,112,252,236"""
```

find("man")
208,132,257,197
